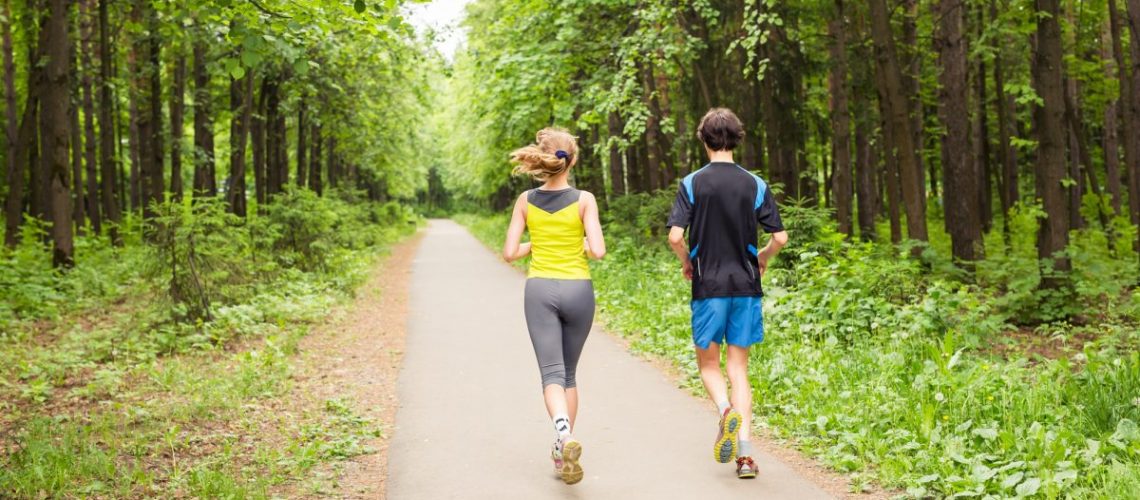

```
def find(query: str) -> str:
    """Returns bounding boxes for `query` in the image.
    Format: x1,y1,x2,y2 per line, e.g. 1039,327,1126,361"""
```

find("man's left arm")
756,189,788,277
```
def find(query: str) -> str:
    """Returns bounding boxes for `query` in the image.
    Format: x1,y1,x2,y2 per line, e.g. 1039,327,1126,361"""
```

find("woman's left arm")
581,192,606,260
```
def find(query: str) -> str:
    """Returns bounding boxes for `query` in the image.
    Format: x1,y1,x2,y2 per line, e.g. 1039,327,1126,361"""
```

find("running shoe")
559,438,584,485
736,456,758,479
714,407,742,463
550,440,564,476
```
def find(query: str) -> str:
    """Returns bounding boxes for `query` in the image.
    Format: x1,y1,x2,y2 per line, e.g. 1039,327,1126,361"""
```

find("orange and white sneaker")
736,456,758,479
559,438,584,485
550,440,564,476
714,408,742,463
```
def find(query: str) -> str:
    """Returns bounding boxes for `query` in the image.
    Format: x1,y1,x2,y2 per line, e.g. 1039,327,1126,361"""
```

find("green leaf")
972,428,998,440
354,0,367,13
1001,472,1024,490
1015,477,1041,497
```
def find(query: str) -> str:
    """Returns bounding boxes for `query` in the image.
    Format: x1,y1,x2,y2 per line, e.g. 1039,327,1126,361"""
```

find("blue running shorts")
690,296,764,349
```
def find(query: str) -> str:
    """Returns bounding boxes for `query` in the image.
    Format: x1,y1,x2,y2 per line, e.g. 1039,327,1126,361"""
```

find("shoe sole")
738,469,757,479
560,440,583,485
714,411,742,463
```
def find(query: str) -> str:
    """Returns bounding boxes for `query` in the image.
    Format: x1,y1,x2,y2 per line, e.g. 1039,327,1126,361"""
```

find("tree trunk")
936,0,982,263
640,63,662,192
855,110,875,241
829,0,853,236
296,95,306,188
975,5,993,233
274,104,287,191
902,0,927,203
3,0,25,247
991,0,1018,226
1032,0,1072,284
1103,12,1123,216
1064,78,1084,230
30,18,49,224
97,0,119,243
607,112,624,198
1126,0,1140,238
327,135,337,188
70,80,84,233
169,48,185,202
309,123,322,195
264,76,280,196
870,0,928,243
191,40,215,198
126,45,141,213
226,72,252,217
135,1,163,221
252,77,267,204
624,145,639,193
1111,0,1136,223
43,0,73,266
80,0,99,234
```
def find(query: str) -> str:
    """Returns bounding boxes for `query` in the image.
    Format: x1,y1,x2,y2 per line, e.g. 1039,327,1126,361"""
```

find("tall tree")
2,0,20,247
296,94,307,188
1032,0,1071,285
139,1,164,220
829,0,853,236
43,0,73,266
974,5,993,233
309,122,321,195
252,78,267,205
97,0,119,243
936,0,982,263
169,48,186,201
1102,12,1122,216
226,72,252,217
69,77,84,233
607,112,625,198
869,0,928,243
80,0,100,233
1127,0,1140,238
191,38,215,197
991,0,1019,224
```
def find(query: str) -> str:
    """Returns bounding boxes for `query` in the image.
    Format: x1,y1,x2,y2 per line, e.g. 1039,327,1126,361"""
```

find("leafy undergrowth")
0,190,419,497
455,200,1140,499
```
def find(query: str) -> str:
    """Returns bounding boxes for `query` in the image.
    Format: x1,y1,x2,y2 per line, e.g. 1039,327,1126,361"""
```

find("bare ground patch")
274,231,424,499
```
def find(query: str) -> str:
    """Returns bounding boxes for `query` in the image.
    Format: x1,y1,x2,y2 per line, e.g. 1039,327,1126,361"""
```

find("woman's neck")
541,173,571,191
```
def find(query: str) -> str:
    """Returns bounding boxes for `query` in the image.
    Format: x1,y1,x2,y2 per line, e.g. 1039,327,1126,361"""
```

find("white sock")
739,439,754,457
553,414,572,439
716,400,731,414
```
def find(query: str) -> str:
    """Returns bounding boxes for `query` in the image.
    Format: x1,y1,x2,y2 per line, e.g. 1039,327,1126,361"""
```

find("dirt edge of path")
283,230,425,499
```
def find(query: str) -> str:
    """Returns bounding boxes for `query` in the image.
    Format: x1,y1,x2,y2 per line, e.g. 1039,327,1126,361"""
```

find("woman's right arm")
502,192,531,262
582,192,606,260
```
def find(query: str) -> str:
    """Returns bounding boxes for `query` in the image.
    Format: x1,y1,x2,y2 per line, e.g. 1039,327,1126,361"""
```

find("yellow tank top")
526,188,590,280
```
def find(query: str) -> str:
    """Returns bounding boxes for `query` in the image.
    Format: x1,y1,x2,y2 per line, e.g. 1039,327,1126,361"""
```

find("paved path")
387,220,832,499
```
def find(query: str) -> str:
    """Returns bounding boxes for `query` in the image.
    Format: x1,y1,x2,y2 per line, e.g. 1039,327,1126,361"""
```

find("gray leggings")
524,278,595,389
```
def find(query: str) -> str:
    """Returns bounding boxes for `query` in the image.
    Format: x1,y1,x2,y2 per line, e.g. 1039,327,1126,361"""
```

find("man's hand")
682,259,693,281
756,252,770,277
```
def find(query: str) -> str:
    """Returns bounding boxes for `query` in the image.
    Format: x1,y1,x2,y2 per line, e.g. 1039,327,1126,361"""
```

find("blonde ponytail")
510,128,579,181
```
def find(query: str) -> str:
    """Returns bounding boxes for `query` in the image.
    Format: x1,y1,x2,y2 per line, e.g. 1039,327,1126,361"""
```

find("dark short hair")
696,108,745,151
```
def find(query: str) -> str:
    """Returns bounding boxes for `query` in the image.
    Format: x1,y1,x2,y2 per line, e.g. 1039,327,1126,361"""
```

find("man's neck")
707,150,734,163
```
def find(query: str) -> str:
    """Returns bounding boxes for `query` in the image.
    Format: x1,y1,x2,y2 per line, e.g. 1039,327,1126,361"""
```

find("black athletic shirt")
666,162,784,299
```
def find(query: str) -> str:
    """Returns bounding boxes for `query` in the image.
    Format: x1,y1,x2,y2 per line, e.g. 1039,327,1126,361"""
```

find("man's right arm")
666,183,694,280
667,226,693,280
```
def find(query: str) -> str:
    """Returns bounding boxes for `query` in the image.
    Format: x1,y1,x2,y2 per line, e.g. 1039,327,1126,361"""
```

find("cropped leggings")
524,278,595,389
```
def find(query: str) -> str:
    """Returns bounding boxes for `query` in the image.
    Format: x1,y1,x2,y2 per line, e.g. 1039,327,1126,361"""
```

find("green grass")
1,192,419,497
455,206,1140,499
